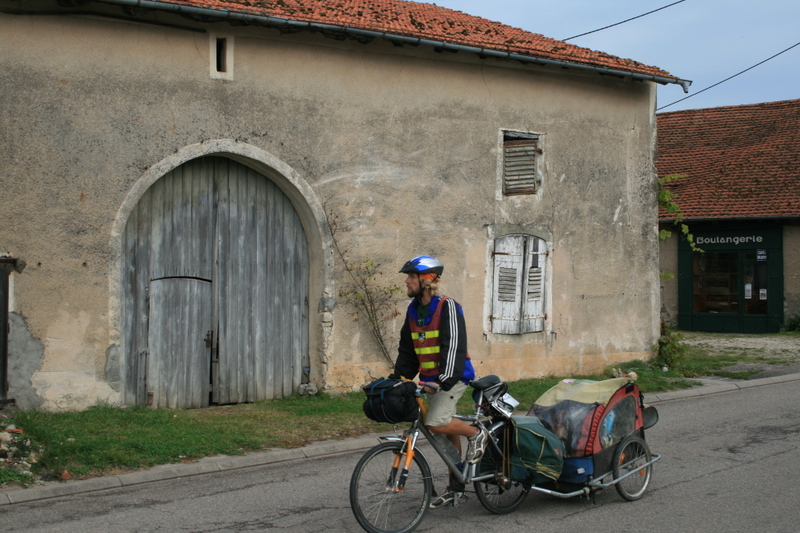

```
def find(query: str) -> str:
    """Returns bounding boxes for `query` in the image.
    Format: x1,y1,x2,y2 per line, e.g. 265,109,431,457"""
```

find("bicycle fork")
389,433,417,492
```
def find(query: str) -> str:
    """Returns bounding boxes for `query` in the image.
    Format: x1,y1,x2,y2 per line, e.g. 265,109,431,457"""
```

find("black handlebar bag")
362,378,420,424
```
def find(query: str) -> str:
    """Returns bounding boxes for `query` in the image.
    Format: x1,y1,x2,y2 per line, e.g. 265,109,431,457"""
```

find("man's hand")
421,382,440,395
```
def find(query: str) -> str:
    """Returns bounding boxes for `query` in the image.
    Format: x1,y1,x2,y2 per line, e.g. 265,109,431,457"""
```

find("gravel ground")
680,331,800,379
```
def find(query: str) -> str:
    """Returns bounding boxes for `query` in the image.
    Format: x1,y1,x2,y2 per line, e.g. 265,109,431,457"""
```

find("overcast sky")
431,0,799,113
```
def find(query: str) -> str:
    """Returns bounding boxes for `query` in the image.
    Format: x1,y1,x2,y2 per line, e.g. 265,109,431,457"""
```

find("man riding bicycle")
390,255,489,508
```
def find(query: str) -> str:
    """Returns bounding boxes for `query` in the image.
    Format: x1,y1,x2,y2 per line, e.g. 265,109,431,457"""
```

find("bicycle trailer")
526,376,661,499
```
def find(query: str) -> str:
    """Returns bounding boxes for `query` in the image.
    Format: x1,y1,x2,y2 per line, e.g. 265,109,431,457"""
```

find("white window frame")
210,34,234,80
491,234,548,334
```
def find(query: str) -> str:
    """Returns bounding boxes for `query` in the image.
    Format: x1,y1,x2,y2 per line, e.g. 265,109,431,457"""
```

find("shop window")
491,234,547,334
693,252,739,313
502,131,540,195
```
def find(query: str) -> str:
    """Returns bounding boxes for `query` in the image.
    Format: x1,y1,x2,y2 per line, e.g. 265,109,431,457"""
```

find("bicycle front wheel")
473,423,529,514
350,441,433,533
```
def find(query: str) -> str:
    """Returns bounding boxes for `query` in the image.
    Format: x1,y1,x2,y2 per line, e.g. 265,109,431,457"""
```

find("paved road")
1,375,798,532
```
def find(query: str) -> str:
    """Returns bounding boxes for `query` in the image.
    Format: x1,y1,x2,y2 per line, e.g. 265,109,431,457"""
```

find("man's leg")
425,382,473,508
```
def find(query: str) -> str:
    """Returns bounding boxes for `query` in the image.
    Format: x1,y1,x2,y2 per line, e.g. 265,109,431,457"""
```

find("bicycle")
349,375,528,533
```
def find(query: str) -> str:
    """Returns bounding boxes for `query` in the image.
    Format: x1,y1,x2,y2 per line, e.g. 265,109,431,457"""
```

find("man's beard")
407,284,424,299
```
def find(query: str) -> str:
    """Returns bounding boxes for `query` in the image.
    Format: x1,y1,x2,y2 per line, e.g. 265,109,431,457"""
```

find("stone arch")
108,141,334,405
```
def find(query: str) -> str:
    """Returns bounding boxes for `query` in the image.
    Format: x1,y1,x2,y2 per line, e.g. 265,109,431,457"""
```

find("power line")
657,41,800,111
563,0,686,41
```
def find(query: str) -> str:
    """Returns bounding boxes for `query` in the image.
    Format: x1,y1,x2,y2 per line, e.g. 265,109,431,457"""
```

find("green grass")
2,332,796,487
2,393,393,482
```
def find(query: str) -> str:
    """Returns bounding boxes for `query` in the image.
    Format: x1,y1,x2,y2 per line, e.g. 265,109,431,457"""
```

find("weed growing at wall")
324,206,403,365
653,320,688,371
658,173,701,251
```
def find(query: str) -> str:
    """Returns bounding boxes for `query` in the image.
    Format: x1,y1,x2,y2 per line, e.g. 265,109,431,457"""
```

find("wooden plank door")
147,278,212,409
122,159,214,406
122,156,308,407
212,158,309,404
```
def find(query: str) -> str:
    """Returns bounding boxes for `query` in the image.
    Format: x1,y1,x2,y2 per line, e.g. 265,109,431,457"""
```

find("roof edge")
85,0,691,91
660,216,800,223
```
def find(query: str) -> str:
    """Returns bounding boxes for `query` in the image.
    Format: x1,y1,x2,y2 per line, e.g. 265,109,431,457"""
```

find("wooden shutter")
491,235,525,334
492,234,547,334
521,236,546,333
503,137,539,195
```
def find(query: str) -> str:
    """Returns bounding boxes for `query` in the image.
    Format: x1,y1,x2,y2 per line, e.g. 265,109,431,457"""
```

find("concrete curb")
3,373,799,506
0,433,392,506
642,372,800,404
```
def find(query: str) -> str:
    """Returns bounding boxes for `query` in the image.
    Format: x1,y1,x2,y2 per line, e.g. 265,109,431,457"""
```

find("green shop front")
678,224,783,333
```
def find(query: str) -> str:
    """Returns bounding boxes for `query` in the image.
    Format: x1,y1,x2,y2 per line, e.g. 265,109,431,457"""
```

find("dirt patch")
681,332,800,379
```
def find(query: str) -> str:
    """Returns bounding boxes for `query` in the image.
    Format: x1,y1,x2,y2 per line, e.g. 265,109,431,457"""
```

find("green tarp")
509,415,565,483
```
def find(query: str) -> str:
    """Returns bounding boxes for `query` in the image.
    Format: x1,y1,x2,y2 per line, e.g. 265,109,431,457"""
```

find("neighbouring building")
1,0,689,410
658,99,800,333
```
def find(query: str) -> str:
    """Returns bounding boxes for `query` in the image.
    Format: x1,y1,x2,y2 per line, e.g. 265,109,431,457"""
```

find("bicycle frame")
378,415,509,488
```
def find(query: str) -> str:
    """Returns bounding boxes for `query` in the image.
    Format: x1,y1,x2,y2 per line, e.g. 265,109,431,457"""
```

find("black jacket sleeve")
392,315,419,381
436,298,468,391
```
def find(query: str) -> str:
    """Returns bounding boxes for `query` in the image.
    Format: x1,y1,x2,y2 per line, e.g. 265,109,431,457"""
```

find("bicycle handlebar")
417,381,440,395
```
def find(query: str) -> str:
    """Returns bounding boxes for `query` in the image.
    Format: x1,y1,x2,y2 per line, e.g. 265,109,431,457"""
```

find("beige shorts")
424,381,468,428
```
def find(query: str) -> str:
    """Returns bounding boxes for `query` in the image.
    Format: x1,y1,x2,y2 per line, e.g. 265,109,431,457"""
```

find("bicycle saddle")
471,375,501,391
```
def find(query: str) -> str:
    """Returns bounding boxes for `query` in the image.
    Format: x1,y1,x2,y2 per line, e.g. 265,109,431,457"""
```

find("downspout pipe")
90,0,691,92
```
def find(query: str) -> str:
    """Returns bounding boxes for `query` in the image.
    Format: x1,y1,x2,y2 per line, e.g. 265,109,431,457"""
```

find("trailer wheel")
612,435,652,501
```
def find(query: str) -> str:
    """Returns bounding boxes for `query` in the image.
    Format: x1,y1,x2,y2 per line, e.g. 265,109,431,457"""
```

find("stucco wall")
658,232,680,326
0,9,660,409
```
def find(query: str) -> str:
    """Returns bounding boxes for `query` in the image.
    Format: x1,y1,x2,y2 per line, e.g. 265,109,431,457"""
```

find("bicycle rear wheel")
473,423,529,514
350,441,433,533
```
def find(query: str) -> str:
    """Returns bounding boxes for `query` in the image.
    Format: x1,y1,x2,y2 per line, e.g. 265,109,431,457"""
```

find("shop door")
741,252,770,333
678,225,784,334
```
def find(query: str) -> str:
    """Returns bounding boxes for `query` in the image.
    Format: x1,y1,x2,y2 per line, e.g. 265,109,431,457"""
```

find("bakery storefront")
677,224,783,333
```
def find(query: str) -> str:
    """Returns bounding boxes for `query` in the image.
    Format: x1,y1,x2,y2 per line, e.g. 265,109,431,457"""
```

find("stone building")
1,0,688,410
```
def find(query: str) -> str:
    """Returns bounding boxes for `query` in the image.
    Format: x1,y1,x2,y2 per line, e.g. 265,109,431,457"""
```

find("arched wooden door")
121,156,309,408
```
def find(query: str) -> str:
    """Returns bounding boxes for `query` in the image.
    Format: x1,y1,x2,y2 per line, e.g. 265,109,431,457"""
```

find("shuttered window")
503,131,540,196
491,234,548,334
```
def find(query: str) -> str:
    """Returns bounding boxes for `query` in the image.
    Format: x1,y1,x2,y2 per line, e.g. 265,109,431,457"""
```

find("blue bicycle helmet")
399,255,444,276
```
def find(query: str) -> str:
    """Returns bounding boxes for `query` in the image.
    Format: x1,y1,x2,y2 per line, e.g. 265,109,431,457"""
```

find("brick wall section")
657,99,800,221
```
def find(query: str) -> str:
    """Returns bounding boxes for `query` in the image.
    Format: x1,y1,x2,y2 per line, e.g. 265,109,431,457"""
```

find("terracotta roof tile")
142,0,677,80
657,99,800,221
